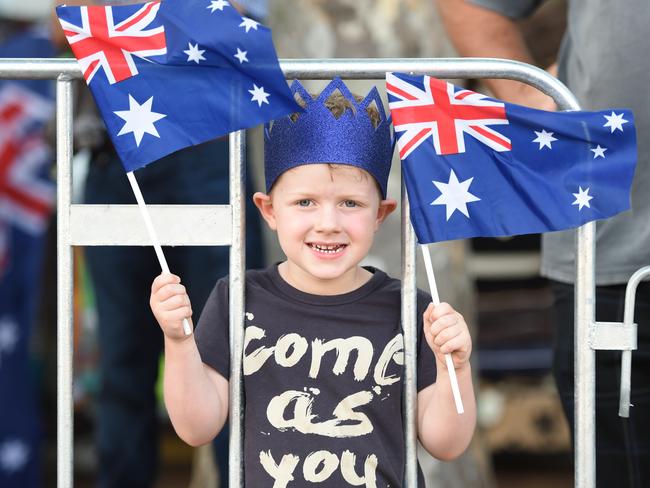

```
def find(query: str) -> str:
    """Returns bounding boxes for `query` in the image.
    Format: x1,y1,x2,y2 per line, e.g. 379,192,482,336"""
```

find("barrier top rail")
1,57,578,109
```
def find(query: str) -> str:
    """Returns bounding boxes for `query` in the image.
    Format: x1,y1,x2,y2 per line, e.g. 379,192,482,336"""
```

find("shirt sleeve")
416,289,437,391
194,276,231,380
470,0,544,19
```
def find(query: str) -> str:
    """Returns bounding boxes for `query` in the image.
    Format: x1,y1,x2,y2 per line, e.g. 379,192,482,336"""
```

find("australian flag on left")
386,72,637,244
0,26,55,488
56,0,299,172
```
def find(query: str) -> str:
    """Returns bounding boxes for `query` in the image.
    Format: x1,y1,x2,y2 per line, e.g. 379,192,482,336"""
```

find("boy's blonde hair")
291,90,382,128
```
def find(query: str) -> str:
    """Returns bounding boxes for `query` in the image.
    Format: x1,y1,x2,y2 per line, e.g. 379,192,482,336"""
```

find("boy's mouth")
307,243,347,254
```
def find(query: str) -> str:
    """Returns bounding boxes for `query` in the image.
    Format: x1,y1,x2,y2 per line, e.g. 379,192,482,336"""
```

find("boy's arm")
417,365,476,460
416,303,477,460
151,273,229,446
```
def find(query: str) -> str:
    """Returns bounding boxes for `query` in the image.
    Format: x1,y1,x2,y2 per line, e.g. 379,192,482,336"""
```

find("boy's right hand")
150,273,193,341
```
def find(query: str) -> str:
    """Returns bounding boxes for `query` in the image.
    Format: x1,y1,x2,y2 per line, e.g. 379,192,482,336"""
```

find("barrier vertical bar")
575,223,596,488
56,77,74,488
228,130,246,487
401,175,419,486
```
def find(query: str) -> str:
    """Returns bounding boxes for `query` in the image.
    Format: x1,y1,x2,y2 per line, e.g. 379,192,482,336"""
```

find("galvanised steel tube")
620,266,650,416
575,224,595,488
228,130,246,488
0,57,580,108
400,178,418,487
56,77,74,488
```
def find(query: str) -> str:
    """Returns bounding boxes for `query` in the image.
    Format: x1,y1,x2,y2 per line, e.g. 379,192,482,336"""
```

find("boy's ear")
253,192,277,231
375,198,398,231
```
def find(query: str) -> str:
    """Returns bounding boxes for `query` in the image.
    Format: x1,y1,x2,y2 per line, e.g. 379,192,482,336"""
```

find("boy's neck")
277,261,373,296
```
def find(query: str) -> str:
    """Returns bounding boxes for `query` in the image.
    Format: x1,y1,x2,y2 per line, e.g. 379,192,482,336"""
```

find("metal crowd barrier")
3,56,630,488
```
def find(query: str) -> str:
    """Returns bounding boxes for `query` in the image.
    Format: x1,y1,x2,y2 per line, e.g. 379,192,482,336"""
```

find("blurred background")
0,0,574,486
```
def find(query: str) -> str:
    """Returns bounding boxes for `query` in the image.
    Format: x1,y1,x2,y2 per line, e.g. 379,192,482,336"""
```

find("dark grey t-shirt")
473,0,650,284
195,265,437,487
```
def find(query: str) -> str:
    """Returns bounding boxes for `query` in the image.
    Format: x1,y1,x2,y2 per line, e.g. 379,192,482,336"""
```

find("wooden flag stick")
127,171,192,336
420,244,464,414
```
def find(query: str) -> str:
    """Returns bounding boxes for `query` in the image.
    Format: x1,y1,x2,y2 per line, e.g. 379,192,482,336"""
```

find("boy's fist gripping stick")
150,273,194,341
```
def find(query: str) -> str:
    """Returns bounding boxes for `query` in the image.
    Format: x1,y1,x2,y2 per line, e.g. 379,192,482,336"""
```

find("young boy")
150,78,476,486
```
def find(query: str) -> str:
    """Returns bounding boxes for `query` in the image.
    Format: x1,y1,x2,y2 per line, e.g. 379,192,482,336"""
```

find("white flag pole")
127,171,192,336
420,244,464,414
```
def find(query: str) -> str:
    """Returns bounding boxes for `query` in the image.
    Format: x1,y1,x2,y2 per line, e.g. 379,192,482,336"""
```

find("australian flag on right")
386,72,637,244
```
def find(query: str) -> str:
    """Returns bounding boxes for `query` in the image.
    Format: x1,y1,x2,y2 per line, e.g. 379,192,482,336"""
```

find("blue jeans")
84,139,263,487
552,281,650,487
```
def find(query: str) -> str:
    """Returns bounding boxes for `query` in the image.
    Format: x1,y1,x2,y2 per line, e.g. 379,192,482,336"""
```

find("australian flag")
56,0,299,172
0,26,55,488
386,72,637,243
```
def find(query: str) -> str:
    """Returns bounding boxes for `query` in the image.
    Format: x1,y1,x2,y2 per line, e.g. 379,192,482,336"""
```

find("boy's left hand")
423,302,472,371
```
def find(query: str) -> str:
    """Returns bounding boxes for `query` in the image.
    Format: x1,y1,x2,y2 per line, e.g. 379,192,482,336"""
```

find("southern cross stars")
207,0,229,13
0,439,29,473
591,145,607,158
532,129,557,149
184,42,206,64
239,17,259,33
603,111,628,133
0,317,18,367
234,47,248,63
249,84,270,107
114,95,166,147
572,186,593,211
431,169,481,220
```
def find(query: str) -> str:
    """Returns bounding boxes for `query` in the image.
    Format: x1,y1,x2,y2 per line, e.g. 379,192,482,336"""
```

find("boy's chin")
289,260,362,283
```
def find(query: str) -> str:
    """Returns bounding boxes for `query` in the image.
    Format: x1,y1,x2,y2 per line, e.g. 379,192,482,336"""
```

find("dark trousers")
552,281,650,488
84,139,263,487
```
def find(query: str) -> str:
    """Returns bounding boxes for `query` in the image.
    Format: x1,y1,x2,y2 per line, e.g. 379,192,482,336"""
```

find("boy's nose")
314,206,341,233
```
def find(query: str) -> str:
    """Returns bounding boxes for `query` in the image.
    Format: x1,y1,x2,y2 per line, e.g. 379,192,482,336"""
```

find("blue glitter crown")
264,78,393,198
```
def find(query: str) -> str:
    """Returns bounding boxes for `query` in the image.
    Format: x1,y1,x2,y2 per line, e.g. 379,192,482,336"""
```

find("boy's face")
254,164,396,294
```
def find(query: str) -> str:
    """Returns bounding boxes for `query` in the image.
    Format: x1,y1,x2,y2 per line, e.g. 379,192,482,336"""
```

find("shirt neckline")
268,263,388,306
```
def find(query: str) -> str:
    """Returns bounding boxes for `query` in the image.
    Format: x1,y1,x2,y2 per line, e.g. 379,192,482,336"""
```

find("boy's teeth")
311,243,344,253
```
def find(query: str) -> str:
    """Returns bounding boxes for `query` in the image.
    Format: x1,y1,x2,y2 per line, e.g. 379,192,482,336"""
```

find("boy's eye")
343,200,358,208
297,199,312,207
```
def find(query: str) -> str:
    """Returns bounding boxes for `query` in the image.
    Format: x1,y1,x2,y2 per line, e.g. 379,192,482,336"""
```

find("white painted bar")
70,204,231,246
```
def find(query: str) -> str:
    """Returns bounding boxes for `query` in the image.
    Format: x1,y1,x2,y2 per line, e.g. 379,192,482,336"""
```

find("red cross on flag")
386,72,511,159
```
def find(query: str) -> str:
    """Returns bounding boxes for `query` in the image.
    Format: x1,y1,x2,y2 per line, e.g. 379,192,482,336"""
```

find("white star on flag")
431,169,481,220
248,84,270,107
114,95,167,147
234,47,248,63
239,17,259,33
183,43,206,64
207,0,229,12
572,186,593,210
532,129,557,149
603,111,628,133
0,439,29,473
0,317,19,368
591,145,607,158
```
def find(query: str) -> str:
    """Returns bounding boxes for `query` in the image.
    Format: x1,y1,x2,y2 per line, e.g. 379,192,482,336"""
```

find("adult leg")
85,245,163,488
552,281,650,487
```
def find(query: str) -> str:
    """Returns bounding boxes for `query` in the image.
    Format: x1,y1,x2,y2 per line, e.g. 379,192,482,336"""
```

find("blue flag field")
386,72,637,244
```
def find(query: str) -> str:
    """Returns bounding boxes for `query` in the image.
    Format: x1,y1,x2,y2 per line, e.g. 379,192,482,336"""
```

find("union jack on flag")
386,72,637,244
386,72,511,159
59,2,166,84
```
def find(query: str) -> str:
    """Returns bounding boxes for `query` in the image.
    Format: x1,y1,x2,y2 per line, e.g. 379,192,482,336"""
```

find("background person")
436,1,650,485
